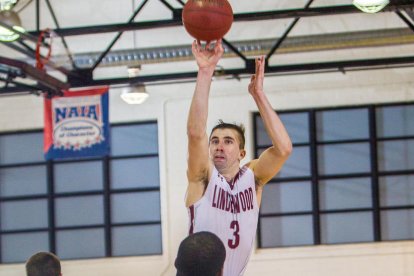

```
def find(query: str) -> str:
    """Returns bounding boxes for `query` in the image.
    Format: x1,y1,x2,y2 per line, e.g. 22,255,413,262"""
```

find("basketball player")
186,39,292,276
175,231,226,276
26,251,62,276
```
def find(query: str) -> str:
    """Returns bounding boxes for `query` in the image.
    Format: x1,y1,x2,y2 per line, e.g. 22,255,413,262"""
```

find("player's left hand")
248,56,265,96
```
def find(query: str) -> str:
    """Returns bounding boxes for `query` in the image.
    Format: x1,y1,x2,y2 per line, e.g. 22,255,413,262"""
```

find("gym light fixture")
0,0,18,11
0,10,24,42
353,0,389,13
120,85,149,104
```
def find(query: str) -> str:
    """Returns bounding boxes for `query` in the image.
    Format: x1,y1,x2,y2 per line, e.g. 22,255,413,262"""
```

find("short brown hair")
26,252,61,276
210,120,245,149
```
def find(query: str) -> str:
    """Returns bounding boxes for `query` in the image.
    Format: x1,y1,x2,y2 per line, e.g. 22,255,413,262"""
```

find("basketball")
182,0,233,42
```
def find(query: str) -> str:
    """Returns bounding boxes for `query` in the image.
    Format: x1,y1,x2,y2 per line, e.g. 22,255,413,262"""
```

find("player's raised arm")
247,56,293,188
186,40,224,207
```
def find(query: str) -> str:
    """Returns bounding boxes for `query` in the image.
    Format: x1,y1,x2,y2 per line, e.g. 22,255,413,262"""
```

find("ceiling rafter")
25,3,413,38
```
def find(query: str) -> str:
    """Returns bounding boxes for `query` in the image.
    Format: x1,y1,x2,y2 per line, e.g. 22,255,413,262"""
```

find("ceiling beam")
26,3,414,38
0,56,70,93
2,55,414,94
88,55,414,86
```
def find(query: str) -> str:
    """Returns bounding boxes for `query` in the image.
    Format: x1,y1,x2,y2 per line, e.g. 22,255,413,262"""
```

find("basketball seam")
183,8,233,17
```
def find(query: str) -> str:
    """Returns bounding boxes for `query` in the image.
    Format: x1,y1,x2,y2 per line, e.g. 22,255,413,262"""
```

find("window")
254,103,414,248
0,121,161,263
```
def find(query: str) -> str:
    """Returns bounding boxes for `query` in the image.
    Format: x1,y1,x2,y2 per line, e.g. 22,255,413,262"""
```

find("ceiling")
0,0,414,96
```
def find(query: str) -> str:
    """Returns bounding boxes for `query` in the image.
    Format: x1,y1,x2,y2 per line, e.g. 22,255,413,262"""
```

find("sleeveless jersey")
188,165,259,276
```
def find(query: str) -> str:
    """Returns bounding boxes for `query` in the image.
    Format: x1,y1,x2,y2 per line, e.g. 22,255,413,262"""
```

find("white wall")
1,67,414,276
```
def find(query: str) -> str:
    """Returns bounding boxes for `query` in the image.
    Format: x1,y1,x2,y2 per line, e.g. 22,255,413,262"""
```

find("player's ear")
239,149,246,160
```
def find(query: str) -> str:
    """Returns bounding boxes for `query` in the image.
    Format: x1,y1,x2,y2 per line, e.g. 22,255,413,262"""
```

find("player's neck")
216,164,240,182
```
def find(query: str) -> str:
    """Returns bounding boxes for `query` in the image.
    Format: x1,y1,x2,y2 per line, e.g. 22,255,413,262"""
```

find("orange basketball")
182,0,233,42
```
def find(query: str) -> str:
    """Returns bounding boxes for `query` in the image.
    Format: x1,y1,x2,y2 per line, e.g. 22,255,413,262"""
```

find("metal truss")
0,0,414,96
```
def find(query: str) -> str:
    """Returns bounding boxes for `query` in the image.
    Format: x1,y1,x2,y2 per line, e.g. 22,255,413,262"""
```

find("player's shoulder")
244,159,258,170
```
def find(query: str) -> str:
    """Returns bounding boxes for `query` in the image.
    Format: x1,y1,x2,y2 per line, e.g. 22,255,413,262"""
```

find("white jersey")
188,166,259,276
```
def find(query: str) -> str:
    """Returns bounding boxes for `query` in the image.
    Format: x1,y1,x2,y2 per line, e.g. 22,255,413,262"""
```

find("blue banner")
44,87,110,160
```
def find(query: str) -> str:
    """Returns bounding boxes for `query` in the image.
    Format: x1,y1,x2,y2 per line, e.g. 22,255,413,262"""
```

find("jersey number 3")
228,220,240,249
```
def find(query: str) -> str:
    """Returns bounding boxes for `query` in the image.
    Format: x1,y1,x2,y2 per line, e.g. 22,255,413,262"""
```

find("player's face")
209,128,246,170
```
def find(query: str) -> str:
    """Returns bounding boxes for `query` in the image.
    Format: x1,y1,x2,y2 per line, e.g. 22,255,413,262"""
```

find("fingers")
255,57,259,75
216,39,222,47
193,39,223,52
250,56,264,94
248,74,255,93
191,40,197,56
214,39,224,56
249,75,255,85
255,56,264,67
255,56,265,78
205,41,212,50
192,40,201,53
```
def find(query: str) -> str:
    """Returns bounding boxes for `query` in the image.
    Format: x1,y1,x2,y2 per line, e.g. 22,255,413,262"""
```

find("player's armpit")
185,169,210,207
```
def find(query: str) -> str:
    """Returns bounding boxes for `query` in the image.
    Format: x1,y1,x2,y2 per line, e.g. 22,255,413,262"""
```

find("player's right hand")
192,39,224,71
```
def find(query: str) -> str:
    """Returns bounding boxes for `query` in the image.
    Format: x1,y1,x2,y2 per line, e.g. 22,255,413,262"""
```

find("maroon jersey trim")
189,205,195,235
228,166,248,190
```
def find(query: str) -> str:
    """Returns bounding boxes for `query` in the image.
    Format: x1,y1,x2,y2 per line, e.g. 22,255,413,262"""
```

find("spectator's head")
26,252,61,276
175,231,226,276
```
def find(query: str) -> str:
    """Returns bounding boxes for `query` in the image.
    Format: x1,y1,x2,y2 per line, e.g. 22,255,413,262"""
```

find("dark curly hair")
26,252,61,276
175,231,226,276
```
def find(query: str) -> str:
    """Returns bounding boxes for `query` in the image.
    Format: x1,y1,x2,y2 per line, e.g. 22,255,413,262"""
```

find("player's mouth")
214,156,225,161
